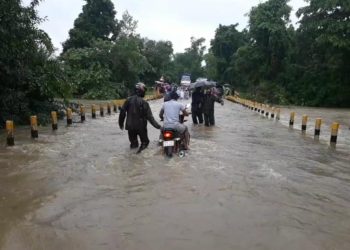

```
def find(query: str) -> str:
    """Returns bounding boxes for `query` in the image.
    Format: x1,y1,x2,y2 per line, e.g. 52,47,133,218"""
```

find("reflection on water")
0,100,350,250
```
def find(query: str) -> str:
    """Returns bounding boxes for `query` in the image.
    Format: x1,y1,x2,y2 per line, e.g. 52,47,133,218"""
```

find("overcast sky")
24,0,307,54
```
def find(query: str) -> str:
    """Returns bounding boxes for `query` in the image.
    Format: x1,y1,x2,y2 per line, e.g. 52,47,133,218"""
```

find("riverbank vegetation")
206,0,350,107
1,0,349,126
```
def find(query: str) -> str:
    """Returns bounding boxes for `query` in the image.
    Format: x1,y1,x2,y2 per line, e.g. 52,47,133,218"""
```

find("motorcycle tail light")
163,131,173,139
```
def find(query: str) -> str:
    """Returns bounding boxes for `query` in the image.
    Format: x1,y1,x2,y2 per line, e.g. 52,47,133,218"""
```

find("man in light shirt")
159,91,190,150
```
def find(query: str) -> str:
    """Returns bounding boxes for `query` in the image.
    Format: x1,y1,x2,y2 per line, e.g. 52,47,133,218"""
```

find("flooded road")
1,99,350,250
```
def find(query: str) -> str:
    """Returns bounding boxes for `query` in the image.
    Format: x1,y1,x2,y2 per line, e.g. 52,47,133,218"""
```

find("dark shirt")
119,95,161,130
203,94,222,114
164,92,172,102
191,91,204,112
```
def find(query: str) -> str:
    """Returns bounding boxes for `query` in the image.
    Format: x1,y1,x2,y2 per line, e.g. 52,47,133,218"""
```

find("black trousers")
192,110,203,124
128,128,149,148
204,112,215,126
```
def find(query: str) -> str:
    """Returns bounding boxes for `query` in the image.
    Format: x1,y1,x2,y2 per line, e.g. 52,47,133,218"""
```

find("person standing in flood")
202,87,224,127
119,83,161,153
191,87,204,125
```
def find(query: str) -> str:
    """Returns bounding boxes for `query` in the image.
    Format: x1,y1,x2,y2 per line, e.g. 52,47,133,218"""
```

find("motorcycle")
159,104,190,158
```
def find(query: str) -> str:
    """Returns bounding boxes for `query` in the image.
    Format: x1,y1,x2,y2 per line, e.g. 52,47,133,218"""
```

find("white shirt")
161,100,185,128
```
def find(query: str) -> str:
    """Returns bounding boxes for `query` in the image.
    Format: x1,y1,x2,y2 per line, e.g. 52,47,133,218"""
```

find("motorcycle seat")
163,128,177,132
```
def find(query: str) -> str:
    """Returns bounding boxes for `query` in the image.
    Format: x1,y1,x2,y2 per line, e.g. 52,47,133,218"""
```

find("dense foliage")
62,0,119,52
61,2,174,99
170,37,207,82
206,0,350,107
293,0,350,106
0,0,69,126
61,0,206,98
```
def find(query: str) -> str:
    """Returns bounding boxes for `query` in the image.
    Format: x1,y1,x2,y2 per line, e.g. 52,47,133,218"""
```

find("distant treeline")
1,0,349,126
206,0,350,107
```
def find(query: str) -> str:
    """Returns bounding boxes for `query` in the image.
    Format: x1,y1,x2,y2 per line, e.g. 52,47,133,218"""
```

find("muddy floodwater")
1,99,350,250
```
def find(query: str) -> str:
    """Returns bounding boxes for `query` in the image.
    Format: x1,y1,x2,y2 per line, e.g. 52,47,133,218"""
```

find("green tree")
118,11,138,38
233,45,264,94
62,0,119,52
205,0,350,106
204,52,218,81
231,0,293,103
293,0,350,106
248,0,292,81
210,24,247,83
110,36,151,92
62,35,150,99
0,0,68,126
207,0,293,103
61,40,118,99
141,39,174,84
61,4,151,99
172,37,206,82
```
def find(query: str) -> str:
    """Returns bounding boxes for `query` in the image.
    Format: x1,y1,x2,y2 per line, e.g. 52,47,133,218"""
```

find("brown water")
0,100,350,250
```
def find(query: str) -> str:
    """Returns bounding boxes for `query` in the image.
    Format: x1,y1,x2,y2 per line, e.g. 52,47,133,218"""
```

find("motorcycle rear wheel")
178,150,186,158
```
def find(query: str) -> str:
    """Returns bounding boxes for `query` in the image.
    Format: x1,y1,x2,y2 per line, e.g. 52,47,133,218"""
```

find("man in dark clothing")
191,87,204,124
202,88,224,127
119,83,161,153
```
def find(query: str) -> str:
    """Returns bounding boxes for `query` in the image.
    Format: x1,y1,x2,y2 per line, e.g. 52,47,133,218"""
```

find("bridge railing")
4,93,163,146
226,95,347,148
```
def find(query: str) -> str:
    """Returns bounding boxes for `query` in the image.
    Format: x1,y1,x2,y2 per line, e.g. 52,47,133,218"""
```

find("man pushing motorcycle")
119,82,161,153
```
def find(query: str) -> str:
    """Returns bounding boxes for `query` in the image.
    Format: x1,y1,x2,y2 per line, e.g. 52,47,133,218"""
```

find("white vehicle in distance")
180,74,191,87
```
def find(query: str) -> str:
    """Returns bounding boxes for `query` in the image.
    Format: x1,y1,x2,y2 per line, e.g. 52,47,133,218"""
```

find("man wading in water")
119,83,161,153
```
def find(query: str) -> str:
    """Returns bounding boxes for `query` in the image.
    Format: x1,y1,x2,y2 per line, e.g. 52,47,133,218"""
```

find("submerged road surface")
0,99,350,250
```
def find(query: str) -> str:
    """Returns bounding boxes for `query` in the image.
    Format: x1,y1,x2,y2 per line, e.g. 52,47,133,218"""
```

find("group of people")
162,84,189,102
118,82,223,154
191,87,223,126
